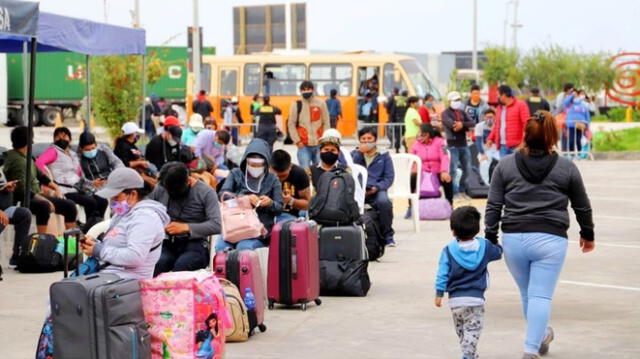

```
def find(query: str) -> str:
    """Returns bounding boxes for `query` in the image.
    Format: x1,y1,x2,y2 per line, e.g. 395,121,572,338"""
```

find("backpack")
358,208,386,261
17,233,63,273
309,169,361,226
219,278,250,342
284,100,303,145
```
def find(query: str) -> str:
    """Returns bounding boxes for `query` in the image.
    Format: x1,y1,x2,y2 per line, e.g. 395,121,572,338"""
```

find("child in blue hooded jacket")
435,206,503,359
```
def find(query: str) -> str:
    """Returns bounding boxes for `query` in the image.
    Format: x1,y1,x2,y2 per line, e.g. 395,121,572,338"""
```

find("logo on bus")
168,65,182,79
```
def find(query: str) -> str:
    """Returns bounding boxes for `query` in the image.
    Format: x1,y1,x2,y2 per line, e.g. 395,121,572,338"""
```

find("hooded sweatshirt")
435,237,503,303
219,139,283,242
485,151,594,242
93,199,170,280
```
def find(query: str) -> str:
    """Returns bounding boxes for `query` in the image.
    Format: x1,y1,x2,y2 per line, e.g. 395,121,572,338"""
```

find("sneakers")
522,354,540,359
403,207,412,219
538,327,554,356
385,238,397,247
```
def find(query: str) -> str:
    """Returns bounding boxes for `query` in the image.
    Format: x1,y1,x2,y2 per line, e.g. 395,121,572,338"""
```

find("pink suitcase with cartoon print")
140,271,230,359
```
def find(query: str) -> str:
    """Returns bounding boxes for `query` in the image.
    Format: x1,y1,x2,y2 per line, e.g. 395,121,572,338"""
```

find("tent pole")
141,54,146,138
24,37,37,208
85,55,91,132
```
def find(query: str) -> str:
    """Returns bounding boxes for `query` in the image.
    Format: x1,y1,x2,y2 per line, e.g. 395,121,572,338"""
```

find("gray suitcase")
50,273,151,359
319,225,368,262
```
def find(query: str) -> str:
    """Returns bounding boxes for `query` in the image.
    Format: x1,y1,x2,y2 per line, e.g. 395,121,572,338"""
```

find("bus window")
264,63,305,96
400,59,441,100
220,68,238,96
357,66,380,96
383,63,406,96
244,63,261,95
309,64,353,96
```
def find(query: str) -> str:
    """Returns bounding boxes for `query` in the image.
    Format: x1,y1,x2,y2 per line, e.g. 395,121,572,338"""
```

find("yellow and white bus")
187,51,442,137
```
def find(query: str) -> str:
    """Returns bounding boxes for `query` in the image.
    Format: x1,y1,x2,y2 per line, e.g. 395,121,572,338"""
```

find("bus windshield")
400,59,441,100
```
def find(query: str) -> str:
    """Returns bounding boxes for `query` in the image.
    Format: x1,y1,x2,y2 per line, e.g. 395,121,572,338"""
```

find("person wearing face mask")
418,93,435,124
194,129,231,171
288,81,331,169
36,127,109,230
80,167,169,280
223,97,243,146
404,96,423,152
486,85,531,158
307,133,346,188
561,89,591,156
114,122,158,186
351,127,396,246
193,90,214,120
217,139,283,251
442,91,476,199
145,116,191,171
148,162,222,276
78,132,124,188
182,113,205,147
410,123,453,205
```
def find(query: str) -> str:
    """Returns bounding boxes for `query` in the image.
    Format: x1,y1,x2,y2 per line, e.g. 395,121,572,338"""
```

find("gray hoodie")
93,199,170,280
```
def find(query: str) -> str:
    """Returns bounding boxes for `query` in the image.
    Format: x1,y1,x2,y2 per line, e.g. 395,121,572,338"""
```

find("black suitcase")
319,225,368,262
465,167,490,199
358,209,386,261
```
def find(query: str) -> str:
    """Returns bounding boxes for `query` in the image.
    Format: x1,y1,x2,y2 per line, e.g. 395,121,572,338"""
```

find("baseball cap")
189,113,204,131
122,122,144,135
447,91,462,102
163,116,180,128
96,167,144,199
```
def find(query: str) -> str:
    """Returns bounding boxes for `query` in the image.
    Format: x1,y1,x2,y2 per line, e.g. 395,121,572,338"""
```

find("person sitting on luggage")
216,138,283,252
36,127,109,231
410,123,453,208
79,167,169,280
4,126,78,235
149,162,222,276
270,149,311,223
78,132,124,188
0,187,32,267
351,126,396,247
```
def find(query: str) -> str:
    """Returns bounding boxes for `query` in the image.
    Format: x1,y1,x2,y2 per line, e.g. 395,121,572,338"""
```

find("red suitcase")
213,250,267,335
267,219,322,311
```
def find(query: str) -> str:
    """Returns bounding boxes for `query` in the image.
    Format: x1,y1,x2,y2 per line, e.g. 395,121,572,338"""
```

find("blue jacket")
326,98,342,117
563,94,591,129
435,237,502,299
350,150,395,191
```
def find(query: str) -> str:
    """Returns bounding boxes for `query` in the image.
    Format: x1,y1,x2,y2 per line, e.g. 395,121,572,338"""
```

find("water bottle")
244,287,256,311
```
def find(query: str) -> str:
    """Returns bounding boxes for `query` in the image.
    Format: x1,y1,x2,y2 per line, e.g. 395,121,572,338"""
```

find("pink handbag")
419,198,452,220
220,194,267,243
420,172,441,198
140,271,231,359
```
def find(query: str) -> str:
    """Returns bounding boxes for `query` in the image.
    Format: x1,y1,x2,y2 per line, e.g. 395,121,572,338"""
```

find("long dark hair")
420,123,441,139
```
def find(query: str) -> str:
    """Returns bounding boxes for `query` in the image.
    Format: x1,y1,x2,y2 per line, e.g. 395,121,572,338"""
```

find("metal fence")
556,126,594,160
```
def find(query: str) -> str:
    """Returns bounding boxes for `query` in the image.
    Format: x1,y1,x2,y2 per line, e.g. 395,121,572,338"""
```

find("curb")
593,151,640,160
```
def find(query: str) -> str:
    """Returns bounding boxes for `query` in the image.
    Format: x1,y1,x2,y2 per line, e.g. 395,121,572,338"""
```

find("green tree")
91,55,164,138
580,53,615,94
481,46,523,88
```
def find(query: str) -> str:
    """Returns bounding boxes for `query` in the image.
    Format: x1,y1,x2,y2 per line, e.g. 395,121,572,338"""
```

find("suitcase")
319,224,368,262
213,250,267,335
359,209,386,261
267,220,322,311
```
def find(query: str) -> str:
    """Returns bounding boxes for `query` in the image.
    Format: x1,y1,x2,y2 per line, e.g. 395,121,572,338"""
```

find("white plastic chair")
388,154,421,233
350,164,368,214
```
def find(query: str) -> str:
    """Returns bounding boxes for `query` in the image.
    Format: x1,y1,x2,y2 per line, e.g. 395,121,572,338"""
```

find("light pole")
132,0,140,28
472,0,478,83
193,0,202,93
511,0,522,49
503,1,513,48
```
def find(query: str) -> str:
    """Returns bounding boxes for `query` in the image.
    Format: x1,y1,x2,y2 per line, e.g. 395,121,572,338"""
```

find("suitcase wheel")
268,300,275,310
301,302,307,311
258,324,267,333
314,298,322,306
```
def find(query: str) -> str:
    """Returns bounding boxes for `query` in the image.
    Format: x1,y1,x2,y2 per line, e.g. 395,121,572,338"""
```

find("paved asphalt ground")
0,125,638,358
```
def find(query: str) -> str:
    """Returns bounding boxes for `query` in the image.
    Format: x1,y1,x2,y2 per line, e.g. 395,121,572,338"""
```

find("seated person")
80,167,169,280
308,132,347,188
150,162,222,276
410,123,453,208
194,129,231,171
182,113,205,147
0,186,32,266
216,138,282,252
113,122,158,185
351,126,396,246
36,127,108,230
4,126,78,234
270,149,310,222
145,116,191,170
78,132,124,187
188,158,218,188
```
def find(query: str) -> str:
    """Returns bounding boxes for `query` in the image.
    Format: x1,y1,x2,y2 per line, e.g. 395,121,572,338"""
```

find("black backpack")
17,233,63,273
309,169,360,226
358,208,386,261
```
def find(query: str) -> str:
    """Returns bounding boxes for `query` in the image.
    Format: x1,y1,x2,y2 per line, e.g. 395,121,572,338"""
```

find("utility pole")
472,0,479,83
511,0,522,49
503,1,512,48
193,0,202,93
132,0,140,28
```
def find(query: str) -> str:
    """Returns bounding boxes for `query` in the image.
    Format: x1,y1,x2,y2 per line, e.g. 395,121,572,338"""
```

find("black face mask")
320,151,339,166
302,92,313,99
55,139,70,149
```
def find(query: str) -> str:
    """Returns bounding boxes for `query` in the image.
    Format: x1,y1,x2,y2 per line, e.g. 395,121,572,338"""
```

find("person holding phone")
78,132,124,188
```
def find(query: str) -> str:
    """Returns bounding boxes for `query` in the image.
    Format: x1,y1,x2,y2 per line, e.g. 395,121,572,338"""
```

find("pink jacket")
410,136,450,174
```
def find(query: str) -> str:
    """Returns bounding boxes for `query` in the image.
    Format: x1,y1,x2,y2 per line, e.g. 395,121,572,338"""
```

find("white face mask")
450,101,463,110
168,138,177,147
247,166,264,178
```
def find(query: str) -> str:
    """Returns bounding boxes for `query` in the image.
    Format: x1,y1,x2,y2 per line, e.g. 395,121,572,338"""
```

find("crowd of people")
0,79,596,359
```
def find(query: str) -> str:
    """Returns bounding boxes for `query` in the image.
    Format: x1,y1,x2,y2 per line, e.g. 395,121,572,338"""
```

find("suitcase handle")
63,228,83,278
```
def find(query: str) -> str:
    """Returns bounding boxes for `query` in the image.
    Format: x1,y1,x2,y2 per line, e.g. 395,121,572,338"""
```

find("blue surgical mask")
83,149,98,159
213,142,222,148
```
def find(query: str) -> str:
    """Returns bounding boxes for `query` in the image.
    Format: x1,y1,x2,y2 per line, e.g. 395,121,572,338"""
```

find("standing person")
193,90,214,120
463,84,488,125
287,81,331,169
526,88,551,114
410,123,453,205
223,97,243,146
418,93,435,124
390,90,408,153
403,96,422,152
562,90,591,155
435,206,503,359
145,116,188,171
554,83,574,115
78,132,124,185
250,94,261,118
182,113,205,147
326,89,342,129
255,96,282,149
485,111,595,358
143,97,156,138
351,127,396,246
486,85,531,158
270,149,311,223
442,91,475,199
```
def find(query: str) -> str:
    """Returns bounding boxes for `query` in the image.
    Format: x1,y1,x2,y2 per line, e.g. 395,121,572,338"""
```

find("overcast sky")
39,0,638,55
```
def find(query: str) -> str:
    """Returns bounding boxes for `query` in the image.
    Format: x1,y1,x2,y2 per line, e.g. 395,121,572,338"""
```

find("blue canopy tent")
0,3,146,207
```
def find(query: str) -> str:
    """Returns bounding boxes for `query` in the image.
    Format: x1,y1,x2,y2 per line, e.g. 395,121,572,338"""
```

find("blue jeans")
276,212,298,223
502,232,568,354
214,237,265,253
449,146,471,195
231,127,239,146
499,145,516,158
297,145,319,168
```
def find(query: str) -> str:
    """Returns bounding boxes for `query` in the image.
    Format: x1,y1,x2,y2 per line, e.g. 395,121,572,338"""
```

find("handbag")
419,171,441,198
220,193,267,243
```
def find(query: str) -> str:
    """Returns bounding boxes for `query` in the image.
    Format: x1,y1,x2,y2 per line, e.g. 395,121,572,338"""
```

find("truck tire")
40,107,60,127
16,108,40,127
6,108,19,126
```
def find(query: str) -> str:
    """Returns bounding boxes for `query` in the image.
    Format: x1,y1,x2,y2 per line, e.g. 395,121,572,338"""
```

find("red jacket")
418,105,431,123
488,98,530,149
